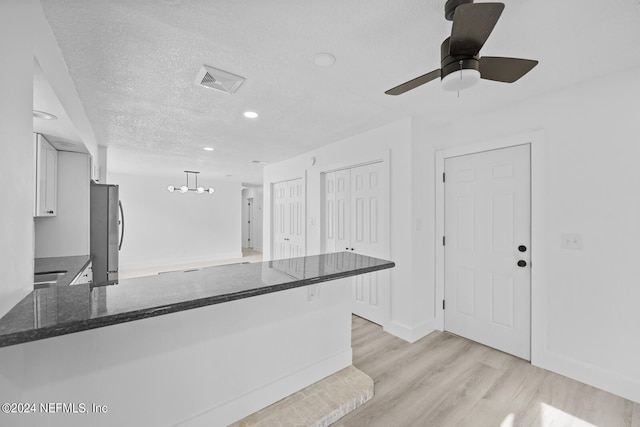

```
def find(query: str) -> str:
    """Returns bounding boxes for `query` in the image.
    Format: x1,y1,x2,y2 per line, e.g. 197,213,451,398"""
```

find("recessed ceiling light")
243,111,258,119
252,160,268,165
33,110,57,120
203,147,214,151
313,52,336,67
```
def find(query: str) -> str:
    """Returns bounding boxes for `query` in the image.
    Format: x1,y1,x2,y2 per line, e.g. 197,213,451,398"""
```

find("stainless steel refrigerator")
90,182,124,284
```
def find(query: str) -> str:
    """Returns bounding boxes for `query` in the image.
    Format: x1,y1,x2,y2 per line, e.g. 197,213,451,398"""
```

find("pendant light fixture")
167,171,215,195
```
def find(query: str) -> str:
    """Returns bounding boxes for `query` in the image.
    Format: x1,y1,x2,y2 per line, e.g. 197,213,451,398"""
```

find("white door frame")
270,174,307,259
435,130,547,365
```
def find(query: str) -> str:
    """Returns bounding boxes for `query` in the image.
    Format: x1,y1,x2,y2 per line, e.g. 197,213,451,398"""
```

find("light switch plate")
561,234,583,250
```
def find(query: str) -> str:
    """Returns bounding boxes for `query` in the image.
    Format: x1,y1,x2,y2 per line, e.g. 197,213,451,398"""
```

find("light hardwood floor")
335,316,640,427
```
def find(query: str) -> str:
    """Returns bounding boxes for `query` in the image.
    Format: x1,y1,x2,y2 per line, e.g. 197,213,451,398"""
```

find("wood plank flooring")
334,315,640,427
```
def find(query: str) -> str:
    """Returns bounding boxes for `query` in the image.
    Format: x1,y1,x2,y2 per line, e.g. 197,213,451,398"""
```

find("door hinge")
442,236,445,246
443,300,446,310
442,172,445,183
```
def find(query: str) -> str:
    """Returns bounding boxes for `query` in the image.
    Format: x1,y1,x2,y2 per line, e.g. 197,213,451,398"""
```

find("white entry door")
272,179,305,260
444,144,531,360
322,162,389,325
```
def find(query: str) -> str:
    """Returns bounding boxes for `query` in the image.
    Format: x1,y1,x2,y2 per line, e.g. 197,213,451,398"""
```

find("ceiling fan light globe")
441,69,481,92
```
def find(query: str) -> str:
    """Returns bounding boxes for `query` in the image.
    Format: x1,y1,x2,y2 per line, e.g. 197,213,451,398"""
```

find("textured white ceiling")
40,0,640,184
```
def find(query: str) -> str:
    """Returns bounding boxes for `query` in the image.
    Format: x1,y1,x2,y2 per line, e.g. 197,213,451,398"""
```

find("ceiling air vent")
195,65,245,94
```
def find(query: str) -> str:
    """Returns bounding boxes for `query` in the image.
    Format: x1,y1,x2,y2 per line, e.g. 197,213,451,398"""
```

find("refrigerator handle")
118,200,125,251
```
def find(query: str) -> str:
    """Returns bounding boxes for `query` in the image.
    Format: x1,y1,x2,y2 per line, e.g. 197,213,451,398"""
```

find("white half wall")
0,0,37,317
109,172,242,270
0,278,352,426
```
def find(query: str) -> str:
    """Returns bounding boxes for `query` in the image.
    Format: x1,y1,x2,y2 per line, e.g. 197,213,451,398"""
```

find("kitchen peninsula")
0,252,394,426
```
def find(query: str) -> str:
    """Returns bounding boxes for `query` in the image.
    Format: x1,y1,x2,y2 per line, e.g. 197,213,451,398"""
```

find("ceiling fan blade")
479,56,538,83
450,3,504,56
385,69,441,95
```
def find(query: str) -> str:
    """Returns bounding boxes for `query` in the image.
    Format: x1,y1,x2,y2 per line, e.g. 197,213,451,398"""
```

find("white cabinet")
34,133,58,217
70,261,93,285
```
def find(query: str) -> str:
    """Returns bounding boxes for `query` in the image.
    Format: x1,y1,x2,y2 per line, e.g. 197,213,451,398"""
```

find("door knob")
517,260,527,267
518,245,527,252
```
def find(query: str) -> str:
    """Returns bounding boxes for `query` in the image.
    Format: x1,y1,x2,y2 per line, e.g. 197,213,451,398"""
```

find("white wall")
109,172,242,269
35,151,90,258
263,118,427,340
416,66,640,403
0,0,37,318
241,187,264,251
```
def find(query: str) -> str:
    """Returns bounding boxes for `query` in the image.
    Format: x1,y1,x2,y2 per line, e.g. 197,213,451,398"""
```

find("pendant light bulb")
196,187,205,194
167,185,175,193
179,185,189,193
207,188,215,194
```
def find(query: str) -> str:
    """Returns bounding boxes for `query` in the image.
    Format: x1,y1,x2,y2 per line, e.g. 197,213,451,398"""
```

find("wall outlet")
307,284,319,301
561,234,583,250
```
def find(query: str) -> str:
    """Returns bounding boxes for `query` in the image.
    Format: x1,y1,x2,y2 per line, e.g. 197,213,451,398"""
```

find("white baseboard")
384,319,437,343
178,349,353,426
534,350,640,404
120,251,244,270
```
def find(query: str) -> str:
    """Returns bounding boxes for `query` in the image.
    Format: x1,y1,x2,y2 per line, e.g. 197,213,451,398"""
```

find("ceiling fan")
385,0,538,95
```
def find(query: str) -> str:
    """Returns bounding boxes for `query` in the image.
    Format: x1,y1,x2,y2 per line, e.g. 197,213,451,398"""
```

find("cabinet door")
35,135,58,217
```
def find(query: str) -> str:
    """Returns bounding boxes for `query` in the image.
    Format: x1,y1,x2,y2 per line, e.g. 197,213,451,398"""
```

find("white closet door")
444,144,531,360
287,178,305,258
335,169,351,253
322,169,351,254
323,172,337,253
272,181,287,260
350,162,387,325
272,179,305,260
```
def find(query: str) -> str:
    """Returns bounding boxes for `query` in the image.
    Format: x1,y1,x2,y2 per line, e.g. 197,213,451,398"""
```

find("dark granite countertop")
0,252,394,348
34,255,91,288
